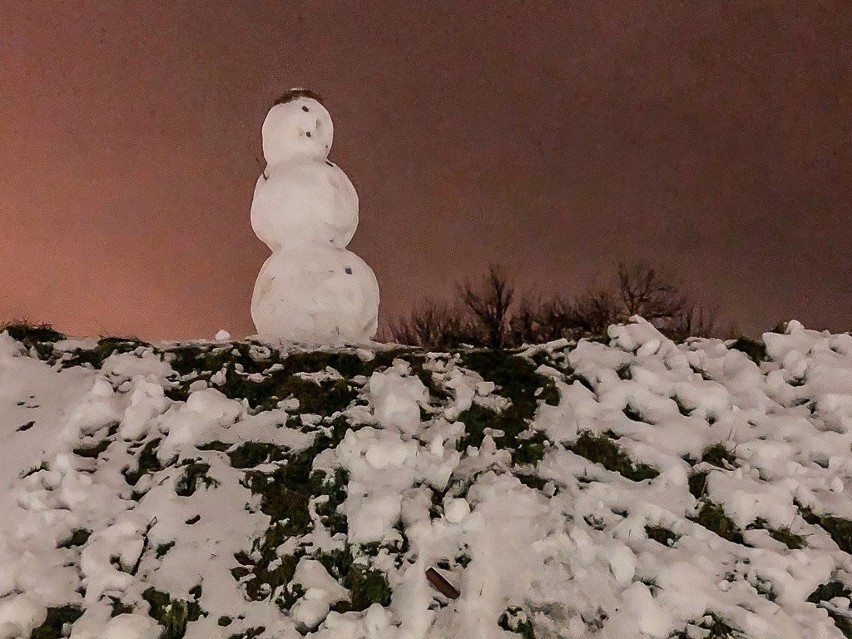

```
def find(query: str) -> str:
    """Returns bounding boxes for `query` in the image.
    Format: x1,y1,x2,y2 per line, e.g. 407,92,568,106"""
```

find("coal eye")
302,105,309,112
306,131,312,138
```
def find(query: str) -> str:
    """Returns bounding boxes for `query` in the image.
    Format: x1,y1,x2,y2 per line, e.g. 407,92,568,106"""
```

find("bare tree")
569,289,622,338
388,260,723,349
458,265,515,349
388,300,468,349
617,262,687,322
667,305,719,341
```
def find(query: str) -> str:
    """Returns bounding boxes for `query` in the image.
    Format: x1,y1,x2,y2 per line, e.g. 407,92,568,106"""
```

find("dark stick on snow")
426,567,460,599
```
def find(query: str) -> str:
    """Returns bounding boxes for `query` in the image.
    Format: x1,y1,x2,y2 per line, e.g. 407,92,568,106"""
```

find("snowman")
250,88,380,345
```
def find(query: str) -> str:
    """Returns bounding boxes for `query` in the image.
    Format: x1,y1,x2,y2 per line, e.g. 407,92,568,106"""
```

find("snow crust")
1,318,852,638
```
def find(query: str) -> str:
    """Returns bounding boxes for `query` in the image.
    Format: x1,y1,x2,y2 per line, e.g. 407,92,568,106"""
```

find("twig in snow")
426,567,460,599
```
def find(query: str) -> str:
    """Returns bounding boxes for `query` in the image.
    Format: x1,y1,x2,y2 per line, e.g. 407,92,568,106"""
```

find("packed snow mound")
1,319,852,639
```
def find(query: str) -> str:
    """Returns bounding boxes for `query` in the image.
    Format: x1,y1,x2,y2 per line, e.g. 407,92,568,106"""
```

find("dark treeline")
386,262,727,349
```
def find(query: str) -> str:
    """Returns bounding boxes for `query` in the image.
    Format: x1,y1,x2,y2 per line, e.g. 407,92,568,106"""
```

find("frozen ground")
1,318,851,638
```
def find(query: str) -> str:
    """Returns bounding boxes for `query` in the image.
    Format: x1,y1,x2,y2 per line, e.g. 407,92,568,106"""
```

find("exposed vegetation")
142,587,204,639
567,432,659,482
808,582,852,638
690,500,745,544
645,525,680,547
498,605,535,639
30,605,83,639
798,503,852,553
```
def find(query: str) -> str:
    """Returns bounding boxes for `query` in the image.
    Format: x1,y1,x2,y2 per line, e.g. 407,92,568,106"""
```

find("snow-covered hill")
1,318,852,639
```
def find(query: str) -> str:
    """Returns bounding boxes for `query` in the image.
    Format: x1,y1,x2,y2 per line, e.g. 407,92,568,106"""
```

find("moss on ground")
567,432,659,482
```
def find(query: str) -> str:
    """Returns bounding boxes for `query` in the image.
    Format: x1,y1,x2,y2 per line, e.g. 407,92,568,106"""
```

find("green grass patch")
233,418,355,606
228,627,266,639
690,500,745,544
58,529,91,549
567,432,659,482
30,605,83,639
108,596,134,617
332,564,392,612
622,404,645,422
452,349,559,465
688,471,709,499
499,606,535,639
645,525,680,547
701,443,736,469
673,612,743,638
122,438,164,487
798,504,852,553
1,322,65,361
72,437,112,459
142,587,204,639
156,541,176,559
62,336,151,369
176,461,219,497
196,440,231,452
215,366,357,414
227,442,289,469
672,395,694,416
808,582,852,638
746,518,805,550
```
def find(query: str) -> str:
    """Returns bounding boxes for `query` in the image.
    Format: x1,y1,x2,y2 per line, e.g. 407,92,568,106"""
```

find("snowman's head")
262,88,334,165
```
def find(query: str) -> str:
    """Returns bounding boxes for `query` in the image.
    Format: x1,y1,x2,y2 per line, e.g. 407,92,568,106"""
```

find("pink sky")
1,1,849,339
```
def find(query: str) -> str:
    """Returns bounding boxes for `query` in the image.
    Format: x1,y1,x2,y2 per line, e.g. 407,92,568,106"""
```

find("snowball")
251,246,379,346
252,158,358,251
608,545,636,584
184,387,243,424
0,594,46,639
444,497,470,523
214,329,231,341
368,369,428,433
102,614,160,639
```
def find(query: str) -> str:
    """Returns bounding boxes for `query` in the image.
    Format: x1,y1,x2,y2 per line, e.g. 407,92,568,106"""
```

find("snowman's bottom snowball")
251,246,379,346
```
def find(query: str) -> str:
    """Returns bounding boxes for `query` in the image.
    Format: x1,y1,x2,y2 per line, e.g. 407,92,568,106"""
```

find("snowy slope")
1,318,852,639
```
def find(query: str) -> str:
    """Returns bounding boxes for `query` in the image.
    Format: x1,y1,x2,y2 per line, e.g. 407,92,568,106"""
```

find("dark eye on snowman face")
302,105,309,112
306,131,312,138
